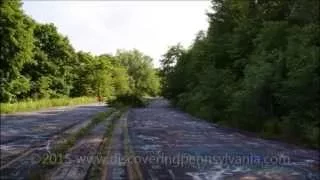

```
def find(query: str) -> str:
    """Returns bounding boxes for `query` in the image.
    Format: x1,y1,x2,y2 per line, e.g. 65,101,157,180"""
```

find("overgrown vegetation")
86,109,125,180
0,96,95,114
108,94,147,108
160,0,319,148
0,0,160,106
51,109,115,156
28,109,115,179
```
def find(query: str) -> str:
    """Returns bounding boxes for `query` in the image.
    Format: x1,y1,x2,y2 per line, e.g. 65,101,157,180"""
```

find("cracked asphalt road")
0,103,107,168
0,99,319,180
128,99,320,180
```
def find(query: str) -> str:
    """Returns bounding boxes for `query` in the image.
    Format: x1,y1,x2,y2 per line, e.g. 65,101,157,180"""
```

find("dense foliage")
161,0,319,148
0,0,160,104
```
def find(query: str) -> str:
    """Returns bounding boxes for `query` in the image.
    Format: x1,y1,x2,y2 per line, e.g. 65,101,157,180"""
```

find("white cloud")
22,1,211,67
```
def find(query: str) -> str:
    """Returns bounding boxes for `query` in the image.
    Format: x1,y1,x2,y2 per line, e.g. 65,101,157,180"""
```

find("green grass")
29,109,115,180
86,108,127,180
0,97,97,114
51,109,115,156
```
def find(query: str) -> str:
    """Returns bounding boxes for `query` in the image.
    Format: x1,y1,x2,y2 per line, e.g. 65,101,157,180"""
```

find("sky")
22,1,211,67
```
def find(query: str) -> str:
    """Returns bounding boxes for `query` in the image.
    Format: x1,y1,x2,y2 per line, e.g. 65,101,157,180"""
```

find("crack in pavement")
127,98,320,180
0,103,107,179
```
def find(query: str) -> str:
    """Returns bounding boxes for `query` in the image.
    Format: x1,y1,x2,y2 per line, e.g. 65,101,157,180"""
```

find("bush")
262,119,280,138
108,94,146,108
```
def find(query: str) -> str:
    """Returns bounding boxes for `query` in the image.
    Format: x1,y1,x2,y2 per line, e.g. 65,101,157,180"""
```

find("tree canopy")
0,0,160,103
160,0,319,148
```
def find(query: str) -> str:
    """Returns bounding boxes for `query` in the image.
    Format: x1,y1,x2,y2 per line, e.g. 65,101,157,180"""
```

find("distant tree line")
0,0,160,103
160,0,319,148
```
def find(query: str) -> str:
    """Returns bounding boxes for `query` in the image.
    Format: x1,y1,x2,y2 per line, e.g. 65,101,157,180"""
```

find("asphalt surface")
1,99,319,180
128,99,320,180
50,112,110,180
0,103,107,168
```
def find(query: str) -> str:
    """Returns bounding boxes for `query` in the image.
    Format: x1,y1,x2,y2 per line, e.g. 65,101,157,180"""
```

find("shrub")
108,94,146,108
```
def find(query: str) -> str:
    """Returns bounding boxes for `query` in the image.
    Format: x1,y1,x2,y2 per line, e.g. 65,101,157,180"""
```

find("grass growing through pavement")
86,108,127,180
0,97,96,114
28,109,115,180
50,109,115,159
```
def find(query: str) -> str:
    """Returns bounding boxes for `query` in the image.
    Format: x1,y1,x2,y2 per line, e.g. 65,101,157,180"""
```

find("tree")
21,23,76,98
162,0,319,147
70,52,96,97
0,0,35,102
115,49,160,97
0,0,161,107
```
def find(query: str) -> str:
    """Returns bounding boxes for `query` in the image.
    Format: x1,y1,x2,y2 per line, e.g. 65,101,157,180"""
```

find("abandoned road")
0,103,107,178
0,99,319,180
127,99,319,180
